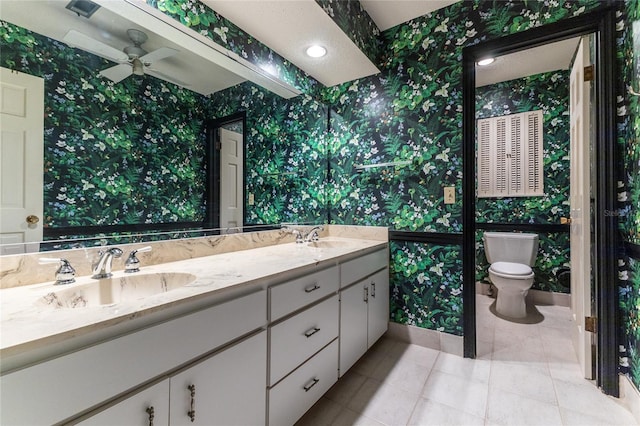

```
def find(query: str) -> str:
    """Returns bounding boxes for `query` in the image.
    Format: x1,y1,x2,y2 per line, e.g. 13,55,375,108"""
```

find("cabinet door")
339,282,368,377
79,380,169,426
169,331,266,426
367,268,389,348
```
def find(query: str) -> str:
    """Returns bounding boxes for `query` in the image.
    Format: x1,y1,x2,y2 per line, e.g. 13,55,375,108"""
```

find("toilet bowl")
483,232,539,319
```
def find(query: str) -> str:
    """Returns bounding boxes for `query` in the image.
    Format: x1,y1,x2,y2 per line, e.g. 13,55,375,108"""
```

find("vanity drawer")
340,248,388,288
269,295,339,385
268,339,338,426
270,265,339,321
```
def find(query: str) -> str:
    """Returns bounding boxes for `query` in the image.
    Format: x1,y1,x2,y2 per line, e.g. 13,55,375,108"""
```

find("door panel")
0,67,44,254
569,37,593,379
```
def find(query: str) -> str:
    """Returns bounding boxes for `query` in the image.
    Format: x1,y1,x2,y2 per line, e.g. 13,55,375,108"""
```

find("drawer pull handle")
303,377,320,392
371,281,376,298
364,286,369,303
304,283,320,293
146,406,155,426
187,384,196,422
304,327,321,338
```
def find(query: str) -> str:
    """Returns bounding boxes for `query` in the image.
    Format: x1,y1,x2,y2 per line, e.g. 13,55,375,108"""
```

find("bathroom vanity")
0,229,388,425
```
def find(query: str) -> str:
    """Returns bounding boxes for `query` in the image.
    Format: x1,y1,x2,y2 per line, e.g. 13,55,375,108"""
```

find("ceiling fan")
63,28,188,87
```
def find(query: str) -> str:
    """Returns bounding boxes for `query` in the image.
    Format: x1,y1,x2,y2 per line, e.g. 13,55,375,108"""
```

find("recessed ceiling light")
306,45,327,58
477,57,495,66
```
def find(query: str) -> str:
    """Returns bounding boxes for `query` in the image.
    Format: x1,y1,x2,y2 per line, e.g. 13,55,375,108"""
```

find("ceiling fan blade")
99,64,132,83
63,30,129,63
139,47,178,64
145,68,190,88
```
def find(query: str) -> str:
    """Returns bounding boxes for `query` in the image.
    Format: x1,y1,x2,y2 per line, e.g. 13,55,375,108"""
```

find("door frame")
461,7,618,396
205,111,247,230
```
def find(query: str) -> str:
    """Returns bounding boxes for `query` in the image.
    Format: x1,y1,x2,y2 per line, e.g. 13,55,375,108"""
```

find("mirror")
0,0,328,255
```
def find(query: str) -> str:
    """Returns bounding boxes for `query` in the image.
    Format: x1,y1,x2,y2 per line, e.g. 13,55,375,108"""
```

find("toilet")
483,232,539,319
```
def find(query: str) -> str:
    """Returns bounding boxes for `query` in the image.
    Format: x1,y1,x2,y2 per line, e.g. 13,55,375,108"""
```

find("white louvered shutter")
525,111,544,196
477,119,493,196
476,110,544,198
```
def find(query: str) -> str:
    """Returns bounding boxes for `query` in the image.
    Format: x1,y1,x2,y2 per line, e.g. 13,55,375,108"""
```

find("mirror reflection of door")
206,113,246,234
219,127,243,233
0,67,44,255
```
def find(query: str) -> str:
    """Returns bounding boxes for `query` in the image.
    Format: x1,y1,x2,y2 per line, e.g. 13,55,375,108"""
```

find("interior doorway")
205,112,246,232
462,8,619,396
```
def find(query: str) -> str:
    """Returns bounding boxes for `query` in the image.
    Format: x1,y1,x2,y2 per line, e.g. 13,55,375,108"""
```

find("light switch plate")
444,187,455,204
248,193,255,205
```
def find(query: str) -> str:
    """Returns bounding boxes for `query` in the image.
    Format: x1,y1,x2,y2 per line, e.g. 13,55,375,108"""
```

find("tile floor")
296,295,637,426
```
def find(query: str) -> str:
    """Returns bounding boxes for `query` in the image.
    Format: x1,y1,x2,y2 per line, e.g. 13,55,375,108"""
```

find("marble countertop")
0,237,387,368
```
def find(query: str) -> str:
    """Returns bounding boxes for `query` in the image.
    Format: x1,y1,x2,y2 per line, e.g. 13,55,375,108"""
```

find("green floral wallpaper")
326,0,602,335
475,71,571,293
391,241,463,335
620,255,640,390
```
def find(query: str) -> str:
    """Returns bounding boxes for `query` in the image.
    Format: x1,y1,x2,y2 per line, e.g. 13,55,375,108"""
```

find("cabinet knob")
146,406,155,426
188,384,196,422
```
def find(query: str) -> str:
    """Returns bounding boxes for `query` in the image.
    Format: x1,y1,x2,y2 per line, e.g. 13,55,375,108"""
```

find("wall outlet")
444,187,455,204
248,193,255,205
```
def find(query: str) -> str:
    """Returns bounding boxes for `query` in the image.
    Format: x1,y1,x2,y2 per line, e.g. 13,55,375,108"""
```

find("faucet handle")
40,258,76,285
125,246,152,273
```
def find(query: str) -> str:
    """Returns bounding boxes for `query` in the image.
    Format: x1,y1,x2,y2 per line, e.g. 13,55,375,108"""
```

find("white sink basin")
38,272,197,309
305,240,345,249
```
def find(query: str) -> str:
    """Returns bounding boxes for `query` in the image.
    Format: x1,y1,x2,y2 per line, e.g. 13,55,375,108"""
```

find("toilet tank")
483,232,539,266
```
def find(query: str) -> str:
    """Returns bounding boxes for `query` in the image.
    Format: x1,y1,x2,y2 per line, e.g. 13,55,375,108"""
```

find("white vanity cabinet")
0,290,267,425
339,250,389,376
169,331,266,426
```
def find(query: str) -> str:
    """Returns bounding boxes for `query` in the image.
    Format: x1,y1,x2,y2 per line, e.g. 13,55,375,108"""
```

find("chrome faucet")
303,225,324,243
282,224,304,243
92,247,123,279
125,246,152,273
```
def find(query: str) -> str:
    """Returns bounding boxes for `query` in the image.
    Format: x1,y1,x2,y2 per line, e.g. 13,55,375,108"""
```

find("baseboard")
385,322,463,357
476,281,570,307
620,374,640,423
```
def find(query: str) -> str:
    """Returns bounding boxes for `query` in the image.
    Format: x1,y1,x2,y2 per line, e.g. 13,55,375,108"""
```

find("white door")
367,268,390,348
339,281,368,376
569,37,593,379
219,127,243,233
0,67,44,255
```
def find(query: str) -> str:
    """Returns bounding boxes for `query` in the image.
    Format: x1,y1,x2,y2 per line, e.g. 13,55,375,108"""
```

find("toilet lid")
490,261,533,276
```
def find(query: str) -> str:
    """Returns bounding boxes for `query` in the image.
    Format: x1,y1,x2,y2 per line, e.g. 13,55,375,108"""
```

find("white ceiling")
202,0,380,87
361,0,460,31
475,37,581,87
0,0,246,95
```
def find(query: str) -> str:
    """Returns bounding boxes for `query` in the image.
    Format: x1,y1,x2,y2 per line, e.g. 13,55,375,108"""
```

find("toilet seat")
490,261,533,276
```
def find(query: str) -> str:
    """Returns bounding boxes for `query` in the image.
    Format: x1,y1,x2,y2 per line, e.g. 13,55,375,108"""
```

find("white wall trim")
385,322,463,357
619,374,640,424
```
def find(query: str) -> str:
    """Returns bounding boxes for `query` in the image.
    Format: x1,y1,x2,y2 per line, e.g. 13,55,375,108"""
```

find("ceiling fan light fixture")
132,58,144,76
477,57,495,66
306,45,327,58
65,0,100,18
